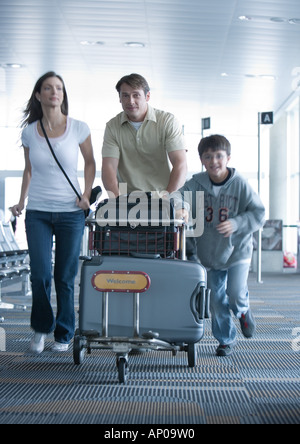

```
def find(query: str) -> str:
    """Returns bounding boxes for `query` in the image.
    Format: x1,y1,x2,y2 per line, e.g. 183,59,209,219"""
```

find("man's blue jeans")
25,210,85,344
207,263,251,346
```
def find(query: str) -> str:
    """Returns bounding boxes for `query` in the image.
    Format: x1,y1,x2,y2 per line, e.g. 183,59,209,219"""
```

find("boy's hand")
217,220,234,238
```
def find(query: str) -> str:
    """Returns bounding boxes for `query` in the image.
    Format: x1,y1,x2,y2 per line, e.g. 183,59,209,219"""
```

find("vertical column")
298,102,300,271
298,101,300,222
0,178,5,215
269,114,288,222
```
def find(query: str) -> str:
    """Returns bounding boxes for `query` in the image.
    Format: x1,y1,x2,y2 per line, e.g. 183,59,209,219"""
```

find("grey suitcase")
74,254,209,382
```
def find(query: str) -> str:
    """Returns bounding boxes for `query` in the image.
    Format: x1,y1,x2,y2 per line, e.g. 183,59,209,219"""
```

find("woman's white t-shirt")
22,117,90,212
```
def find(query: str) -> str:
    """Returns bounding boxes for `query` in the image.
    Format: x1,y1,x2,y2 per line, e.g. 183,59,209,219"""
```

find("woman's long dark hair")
21,71,69,128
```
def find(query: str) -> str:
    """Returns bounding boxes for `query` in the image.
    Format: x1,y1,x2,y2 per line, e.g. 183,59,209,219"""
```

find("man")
102,74,187,196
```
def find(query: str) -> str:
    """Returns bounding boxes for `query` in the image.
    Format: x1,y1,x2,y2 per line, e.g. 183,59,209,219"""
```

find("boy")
177,135,265,357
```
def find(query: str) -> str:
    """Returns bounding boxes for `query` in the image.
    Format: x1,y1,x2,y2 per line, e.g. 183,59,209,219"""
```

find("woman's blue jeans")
207,263,251,346
25,210,85,344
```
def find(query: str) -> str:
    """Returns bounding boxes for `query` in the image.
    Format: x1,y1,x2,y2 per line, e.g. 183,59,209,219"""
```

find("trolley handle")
89,217,185,227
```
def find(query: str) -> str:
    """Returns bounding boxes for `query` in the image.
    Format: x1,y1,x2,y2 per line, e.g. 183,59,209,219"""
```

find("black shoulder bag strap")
39,119,82,201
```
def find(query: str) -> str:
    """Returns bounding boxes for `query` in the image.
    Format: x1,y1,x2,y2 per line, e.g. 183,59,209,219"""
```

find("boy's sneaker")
30,333,46,354
52,342,69,352
240,309,256,338
216,343,235,357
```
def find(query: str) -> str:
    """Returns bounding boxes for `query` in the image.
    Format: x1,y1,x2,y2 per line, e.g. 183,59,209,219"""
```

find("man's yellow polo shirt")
102,105,185,193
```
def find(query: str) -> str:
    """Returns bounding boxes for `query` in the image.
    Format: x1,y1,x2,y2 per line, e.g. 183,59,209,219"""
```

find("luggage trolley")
74,196,209,383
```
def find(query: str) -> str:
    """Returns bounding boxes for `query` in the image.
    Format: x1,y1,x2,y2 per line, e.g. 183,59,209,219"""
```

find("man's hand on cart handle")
176,208,189,224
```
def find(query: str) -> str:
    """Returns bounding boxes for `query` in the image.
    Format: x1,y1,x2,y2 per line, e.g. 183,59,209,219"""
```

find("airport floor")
0,270,299,425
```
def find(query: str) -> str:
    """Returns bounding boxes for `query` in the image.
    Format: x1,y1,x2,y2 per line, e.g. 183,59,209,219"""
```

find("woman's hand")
10,203,25,217
76,194,90,211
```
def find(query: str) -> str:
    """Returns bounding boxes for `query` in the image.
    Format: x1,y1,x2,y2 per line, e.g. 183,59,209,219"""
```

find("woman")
11,72,96,354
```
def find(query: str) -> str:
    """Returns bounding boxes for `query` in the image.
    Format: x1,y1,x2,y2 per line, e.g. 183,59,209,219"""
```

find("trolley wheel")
187,343,197,368
117,356,128,384
73,335,86,365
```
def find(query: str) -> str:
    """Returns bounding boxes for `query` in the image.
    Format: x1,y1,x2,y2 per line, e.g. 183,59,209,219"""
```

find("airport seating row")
0,222,30,321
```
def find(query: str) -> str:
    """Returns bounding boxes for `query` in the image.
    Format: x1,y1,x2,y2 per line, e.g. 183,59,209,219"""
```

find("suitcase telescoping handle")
180,222,187,261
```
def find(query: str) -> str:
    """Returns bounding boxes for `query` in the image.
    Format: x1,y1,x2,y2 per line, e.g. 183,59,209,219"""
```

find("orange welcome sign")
92,271,151,293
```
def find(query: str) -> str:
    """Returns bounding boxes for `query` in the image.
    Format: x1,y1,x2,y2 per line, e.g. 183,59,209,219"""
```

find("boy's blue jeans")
207,263,251,346
25,210,85,344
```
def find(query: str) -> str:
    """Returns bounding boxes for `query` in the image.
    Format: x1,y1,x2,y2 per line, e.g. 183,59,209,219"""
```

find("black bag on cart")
93,193,179,258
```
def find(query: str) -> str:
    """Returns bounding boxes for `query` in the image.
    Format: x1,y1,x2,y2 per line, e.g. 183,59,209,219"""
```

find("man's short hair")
116,74,150,96
198,135,231,158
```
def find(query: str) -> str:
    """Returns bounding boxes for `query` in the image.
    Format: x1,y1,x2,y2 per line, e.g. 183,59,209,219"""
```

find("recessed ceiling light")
2,63,23,69
124,42,145,48
80,41,105,46
259,75,277,80
270,17,286,23
238,15,252,21
221,73,229,77
245,74,277,80
240,15,300,25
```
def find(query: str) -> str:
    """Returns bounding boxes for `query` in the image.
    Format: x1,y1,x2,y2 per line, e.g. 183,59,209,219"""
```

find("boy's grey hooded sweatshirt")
178,169,265,270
